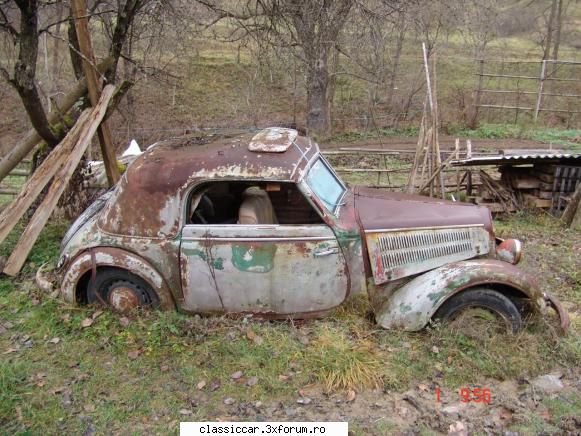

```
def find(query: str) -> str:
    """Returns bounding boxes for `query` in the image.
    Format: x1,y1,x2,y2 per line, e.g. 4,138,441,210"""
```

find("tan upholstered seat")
238,187,278,225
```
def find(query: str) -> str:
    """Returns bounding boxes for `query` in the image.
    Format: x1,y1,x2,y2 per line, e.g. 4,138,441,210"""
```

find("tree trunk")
551,0,563,61
543,0,557,60
562,183,581,228
11,0,58,146
51,0,65,95
0,57,114,182
387,12,406,111
305,46,330,137
106,0,142,83
68,7,84,80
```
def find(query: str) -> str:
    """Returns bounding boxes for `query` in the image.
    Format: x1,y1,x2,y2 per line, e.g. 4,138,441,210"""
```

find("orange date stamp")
435,387,492,404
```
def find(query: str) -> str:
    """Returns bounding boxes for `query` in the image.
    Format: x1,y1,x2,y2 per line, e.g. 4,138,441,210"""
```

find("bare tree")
0,1,59,146
198,0,355,137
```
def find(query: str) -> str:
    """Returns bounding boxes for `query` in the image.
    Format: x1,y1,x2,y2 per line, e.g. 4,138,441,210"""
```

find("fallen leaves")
119,317,130,327
80,318,93,328
127,349,142,360
448,421,468,436
230,370,243,380
81,310,104,328
209,379,221,392
246,329,263,345
345,389,356,402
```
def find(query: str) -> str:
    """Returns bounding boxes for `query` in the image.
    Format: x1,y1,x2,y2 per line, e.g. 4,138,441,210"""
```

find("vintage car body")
57,128,569,331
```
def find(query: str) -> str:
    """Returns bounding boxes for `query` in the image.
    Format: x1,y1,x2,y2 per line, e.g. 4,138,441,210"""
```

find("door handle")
313,246,339,257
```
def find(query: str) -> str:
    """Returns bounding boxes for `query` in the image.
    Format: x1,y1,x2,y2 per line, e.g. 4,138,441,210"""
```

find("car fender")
375,259,547,331
60,247,175,310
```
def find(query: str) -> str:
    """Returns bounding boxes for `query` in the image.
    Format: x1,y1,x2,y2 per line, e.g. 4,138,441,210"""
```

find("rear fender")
60,247,175,310
375,259,546,331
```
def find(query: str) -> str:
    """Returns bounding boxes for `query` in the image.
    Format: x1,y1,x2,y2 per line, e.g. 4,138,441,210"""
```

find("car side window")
187,181,323,225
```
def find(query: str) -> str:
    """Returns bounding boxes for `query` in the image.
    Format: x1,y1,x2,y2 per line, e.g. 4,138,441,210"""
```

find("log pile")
474,163,581,213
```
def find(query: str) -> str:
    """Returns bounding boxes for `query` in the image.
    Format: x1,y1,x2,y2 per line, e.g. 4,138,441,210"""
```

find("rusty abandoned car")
57,128,569,333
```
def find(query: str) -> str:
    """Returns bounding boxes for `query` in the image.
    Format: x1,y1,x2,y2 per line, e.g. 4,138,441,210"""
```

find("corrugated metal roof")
451,152,581,166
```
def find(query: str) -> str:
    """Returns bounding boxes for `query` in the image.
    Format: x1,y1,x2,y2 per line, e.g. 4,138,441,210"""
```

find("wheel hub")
108,285,140,312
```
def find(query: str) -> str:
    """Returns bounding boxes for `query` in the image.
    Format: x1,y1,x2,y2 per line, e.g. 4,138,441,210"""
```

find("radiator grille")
366,226,490,283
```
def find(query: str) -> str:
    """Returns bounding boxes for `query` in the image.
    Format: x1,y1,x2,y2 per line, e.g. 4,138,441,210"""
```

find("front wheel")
433,288,522,335
87,267,159,312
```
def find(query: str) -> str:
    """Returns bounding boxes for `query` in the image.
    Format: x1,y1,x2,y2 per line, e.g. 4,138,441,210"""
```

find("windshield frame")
303,155,347,216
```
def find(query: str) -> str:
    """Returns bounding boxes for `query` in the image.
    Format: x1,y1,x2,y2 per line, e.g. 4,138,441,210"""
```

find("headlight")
496,239,523,265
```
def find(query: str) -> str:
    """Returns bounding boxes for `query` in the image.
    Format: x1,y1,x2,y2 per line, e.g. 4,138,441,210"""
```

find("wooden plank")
537,172,556,183
2,85,115,276
71,0,119,186
478,202,517,213
523,194,552,209
0,110,90,245
0,188,20,195
7,169,30,177
511,176,540,189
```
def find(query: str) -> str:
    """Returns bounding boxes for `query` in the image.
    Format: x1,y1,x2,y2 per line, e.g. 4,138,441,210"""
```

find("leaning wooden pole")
2,85,115,276
71,0,119,186
0,111,91,245
0,57,114,183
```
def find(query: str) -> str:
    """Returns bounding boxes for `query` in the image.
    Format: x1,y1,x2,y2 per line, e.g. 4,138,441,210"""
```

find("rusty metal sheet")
366,226,490,284
97,130,319,239
354,186,494,234
60,247,176,310
373,259,546,331
179,224,349,315
248,127,298,153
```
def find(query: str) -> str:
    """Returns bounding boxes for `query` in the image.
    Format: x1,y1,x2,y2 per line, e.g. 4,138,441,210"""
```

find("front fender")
60,247,175,310
376,259,546,331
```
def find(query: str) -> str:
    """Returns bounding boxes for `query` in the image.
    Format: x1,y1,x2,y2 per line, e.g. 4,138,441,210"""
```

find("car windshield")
305,157,346,214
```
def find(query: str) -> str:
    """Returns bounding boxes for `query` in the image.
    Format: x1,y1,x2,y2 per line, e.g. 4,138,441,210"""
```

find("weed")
307,325,382,391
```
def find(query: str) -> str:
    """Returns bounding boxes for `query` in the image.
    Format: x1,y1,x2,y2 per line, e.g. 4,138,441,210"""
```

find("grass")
450,123,581,151
0,212,579,433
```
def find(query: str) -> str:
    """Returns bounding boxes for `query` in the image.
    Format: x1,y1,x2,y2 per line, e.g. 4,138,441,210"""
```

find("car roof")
97,128,320,238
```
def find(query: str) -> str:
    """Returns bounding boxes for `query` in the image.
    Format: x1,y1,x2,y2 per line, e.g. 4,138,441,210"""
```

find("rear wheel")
87,268,159,312
433,288,522,335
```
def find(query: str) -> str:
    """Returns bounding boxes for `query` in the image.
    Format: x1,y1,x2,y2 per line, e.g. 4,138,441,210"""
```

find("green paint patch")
399,302,412,314
231,244,276,273
182,248,225,270
428,290,447,302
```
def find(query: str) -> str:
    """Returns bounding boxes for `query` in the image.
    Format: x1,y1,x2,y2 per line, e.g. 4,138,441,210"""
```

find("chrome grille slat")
366,226,490,284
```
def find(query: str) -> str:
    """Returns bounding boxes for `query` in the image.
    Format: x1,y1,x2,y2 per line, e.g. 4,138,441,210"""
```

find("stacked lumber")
505,164,580,211
474,170,519,213
474,163,581,213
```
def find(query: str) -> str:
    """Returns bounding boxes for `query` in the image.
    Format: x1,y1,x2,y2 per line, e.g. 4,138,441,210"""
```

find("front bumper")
543,292,571,333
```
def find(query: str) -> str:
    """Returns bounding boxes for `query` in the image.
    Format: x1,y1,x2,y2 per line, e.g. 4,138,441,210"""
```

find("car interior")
188,181,324,225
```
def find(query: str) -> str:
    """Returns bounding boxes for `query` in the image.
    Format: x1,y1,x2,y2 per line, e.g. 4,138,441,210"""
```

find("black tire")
87,267,159,311
433,288,522,334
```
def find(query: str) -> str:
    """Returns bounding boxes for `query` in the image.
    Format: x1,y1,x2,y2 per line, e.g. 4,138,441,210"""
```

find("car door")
179,224,349,315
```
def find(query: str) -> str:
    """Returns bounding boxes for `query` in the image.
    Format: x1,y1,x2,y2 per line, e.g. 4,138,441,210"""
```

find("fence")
474,59,581,127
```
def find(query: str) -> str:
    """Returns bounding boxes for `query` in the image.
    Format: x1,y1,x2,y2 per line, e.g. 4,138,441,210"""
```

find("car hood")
353,187,493,233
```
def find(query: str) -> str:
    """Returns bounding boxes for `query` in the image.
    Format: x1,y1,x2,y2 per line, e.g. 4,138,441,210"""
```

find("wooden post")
71,0,119,186
2,86,115,276
472,59,484,127
455,138,460,194
534,60,547,123
0,111,91,245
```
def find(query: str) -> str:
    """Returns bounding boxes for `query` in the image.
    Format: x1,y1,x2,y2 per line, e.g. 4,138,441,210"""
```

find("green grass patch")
0,214,579,432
